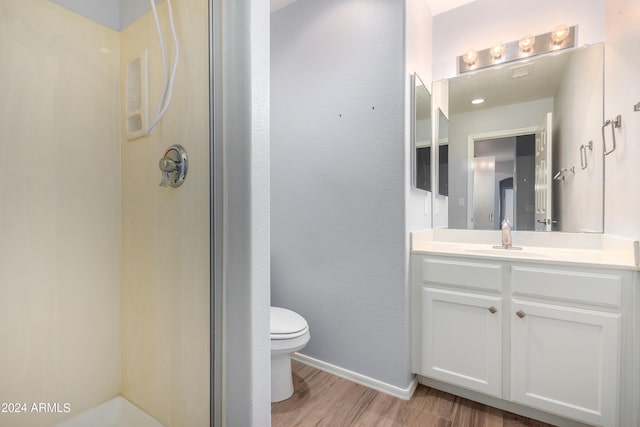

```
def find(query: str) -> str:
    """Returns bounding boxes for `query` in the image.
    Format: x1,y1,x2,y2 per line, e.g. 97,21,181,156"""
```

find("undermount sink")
465,248,550,258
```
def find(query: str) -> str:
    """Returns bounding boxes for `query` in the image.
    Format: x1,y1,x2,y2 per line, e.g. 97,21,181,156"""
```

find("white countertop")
411,229,640,270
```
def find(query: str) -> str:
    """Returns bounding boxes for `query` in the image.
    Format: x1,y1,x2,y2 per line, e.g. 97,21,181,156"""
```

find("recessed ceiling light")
471,98,485,105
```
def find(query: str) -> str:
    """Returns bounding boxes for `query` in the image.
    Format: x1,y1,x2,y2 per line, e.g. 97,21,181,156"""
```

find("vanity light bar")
457,25,576,74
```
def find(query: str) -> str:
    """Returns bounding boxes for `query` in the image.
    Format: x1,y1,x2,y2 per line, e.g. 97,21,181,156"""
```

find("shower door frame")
209,0,223,425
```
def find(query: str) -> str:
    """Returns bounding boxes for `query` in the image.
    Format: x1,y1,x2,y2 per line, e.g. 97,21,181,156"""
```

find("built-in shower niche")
126,51,149,140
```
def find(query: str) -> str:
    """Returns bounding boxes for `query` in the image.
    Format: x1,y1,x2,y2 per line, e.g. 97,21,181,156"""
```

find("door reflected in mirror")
440,43,604,233
413,73,432,192
471,134,536,230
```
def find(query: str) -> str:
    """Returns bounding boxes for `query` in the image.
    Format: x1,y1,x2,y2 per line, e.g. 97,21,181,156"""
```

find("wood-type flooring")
272,360,555,427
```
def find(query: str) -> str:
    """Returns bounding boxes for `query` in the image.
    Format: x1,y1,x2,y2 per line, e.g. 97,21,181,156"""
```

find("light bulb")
551,24,570,44
519,34,536,52
462,49,478,66
490,42,505,59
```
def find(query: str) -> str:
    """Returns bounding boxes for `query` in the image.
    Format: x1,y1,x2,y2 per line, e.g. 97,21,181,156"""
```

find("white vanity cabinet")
510,299,619,426
509,265,624,426
411,253,636,427
416,258,505,398
422,287,503,397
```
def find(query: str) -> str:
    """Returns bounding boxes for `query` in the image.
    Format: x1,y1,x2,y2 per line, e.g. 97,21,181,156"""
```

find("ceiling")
426,0,476,16
271,0,477,14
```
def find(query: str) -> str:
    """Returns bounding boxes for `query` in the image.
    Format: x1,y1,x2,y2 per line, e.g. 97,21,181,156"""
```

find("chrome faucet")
501,219,512,248
493,219,522,250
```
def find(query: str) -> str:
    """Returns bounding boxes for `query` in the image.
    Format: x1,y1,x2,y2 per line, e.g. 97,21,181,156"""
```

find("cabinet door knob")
488,306,497,314
516,310,526,318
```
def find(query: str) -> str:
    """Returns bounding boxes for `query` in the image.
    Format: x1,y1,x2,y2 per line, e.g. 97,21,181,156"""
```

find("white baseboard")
292,353,418,401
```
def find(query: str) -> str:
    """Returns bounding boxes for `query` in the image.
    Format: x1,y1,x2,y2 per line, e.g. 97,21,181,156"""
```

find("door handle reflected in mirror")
537,219,558,225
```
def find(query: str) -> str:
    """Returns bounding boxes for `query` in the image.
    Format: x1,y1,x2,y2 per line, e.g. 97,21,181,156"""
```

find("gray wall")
271,0,412,388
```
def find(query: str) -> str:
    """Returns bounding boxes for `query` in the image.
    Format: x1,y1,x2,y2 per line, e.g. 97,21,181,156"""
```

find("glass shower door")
0,1,211,426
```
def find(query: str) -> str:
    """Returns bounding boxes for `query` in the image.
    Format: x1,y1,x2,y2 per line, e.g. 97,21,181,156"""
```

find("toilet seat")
271,307,308,340
271,326,309,340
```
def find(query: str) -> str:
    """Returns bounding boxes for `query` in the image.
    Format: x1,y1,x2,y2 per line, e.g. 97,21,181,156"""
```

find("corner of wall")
405,0,434,234
222,0,271,424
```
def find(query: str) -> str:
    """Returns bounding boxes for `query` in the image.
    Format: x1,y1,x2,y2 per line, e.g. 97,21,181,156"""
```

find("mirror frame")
411,72,432,193
435,107,449,198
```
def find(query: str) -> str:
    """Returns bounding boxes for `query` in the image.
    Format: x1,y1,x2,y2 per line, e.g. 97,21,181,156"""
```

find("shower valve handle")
159,158,178,172
159,145,188,188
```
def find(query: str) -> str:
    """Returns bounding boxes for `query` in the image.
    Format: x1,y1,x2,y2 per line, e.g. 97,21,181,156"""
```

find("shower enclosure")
0,0,214,426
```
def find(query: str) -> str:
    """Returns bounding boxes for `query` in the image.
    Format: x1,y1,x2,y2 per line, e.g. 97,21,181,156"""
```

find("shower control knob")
159,144,188,188
159,158,178,172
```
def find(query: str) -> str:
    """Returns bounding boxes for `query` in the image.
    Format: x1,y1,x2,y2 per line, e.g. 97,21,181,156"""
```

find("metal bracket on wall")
580,141,593,170
602,115,622,156
634,101,640,112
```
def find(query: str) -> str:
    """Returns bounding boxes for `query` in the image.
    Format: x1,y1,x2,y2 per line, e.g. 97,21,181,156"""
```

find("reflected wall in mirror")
442,43,604,232
413,73,432,192
437,108,449,196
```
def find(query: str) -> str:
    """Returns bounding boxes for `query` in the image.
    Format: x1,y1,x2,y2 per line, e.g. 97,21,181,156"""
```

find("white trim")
468,126,542,144
292,353,419,400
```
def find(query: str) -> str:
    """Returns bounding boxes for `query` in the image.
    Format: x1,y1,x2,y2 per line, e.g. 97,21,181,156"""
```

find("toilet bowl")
271,306,310,402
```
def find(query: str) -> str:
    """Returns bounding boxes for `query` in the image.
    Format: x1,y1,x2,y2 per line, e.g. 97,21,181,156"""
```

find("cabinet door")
511,300,620,426
422,287,502,398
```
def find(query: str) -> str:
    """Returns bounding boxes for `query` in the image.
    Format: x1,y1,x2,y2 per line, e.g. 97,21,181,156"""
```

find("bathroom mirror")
412,73,432,192
440,43,604,233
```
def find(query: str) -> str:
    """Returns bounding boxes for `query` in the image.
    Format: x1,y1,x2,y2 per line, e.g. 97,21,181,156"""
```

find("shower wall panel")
119,0,210,426
0,1,121,426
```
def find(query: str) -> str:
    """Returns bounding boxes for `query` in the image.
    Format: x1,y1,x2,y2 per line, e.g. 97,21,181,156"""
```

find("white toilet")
270,306,310,402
